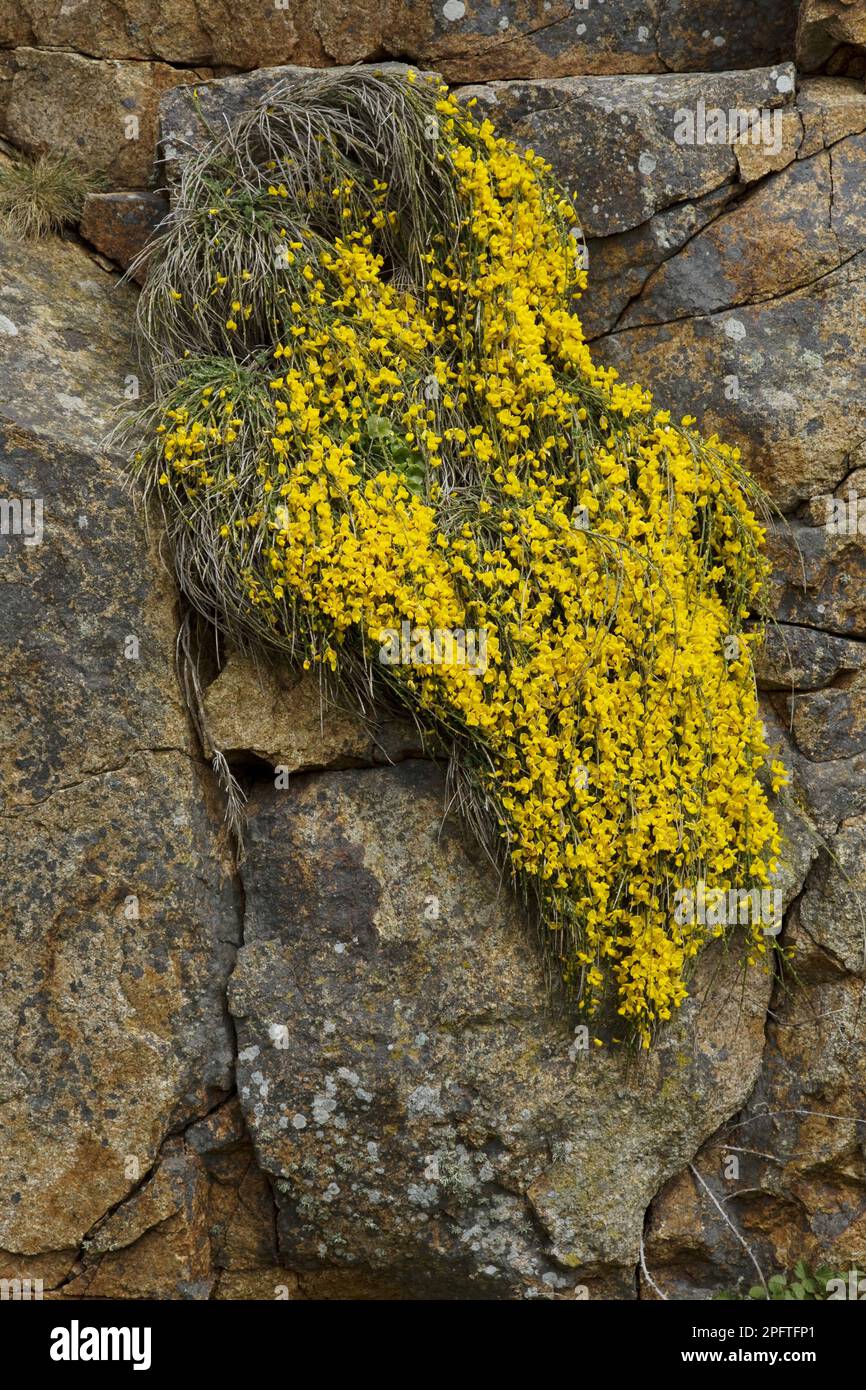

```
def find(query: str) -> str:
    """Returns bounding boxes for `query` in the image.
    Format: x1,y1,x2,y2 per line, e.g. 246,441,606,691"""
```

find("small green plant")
717,1261,865,1300
0,153,95,239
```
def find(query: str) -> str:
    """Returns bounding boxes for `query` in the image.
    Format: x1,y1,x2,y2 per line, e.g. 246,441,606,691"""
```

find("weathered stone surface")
0,53,14,133
3,48,208,187
798,0,866,74
800,816,866,973
616,136,866,329
766,523,866,636
645,911,866,1297
0,1,802,80
202,654,420,773
582,75,866,511
61,1139,213,1299
573,76,866,336
0,1246,77,1291
460,67,796,238
0,230,240,1263
229,759,777,1299
0,237,190,805
187,1101,282,1287
0,241,190,807
580,186,738,340
762,695,866,837
643,699,865,1300
797,73,866,148
0,233,139,459
80,191,168,282
756,624,866,691
596,253,866,512
783,679,866,761
0,752,240,1255
0,0,312,69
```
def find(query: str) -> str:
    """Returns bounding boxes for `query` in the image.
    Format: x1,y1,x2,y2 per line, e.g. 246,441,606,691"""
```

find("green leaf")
364,414,391,440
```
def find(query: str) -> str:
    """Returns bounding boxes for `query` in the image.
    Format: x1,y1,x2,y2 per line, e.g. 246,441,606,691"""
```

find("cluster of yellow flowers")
146,74,786,1045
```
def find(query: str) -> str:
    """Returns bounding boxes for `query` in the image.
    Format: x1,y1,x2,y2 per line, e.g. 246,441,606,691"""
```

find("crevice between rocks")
633,850,820,1300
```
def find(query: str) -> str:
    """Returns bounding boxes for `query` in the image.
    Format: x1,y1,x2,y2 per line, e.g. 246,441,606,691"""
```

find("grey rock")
1,0,801,81
766,522,866,635
756,624,866,690
0,230,240,1258
596,253,866,512
3,48,208,188
202,653,420,773
617,137,866,329
230,760,774,1299
459,67,797,239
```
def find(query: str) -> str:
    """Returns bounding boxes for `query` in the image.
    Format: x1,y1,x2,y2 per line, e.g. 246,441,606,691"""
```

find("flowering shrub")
132,68,787,1046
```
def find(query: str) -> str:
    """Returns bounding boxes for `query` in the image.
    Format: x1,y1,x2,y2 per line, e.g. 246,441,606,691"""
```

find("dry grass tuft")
0,154,96,240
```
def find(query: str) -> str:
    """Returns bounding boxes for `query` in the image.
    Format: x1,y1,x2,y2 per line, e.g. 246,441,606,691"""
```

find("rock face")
587,78,866,511
201,654,420,773
4,27,866,1300
0,1,801,79
0,1,803,186
460,67,798,240
797,0,866,73
0,231,241,1280
229,760,776,1299
80,192,168,281
2,48,208,187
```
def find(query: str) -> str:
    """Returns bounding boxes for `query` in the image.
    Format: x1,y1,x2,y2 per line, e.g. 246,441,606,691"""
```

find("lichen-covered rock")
0,1,801,81
80,191,168,281
584,79,866,509
614,135,866,329
0,231,240,1264
766,523,866,635
756,625,866,692
0,233,140,459
459,67,797,238
186,1100,285,1296
59,1140,213,1299
644,910,866,1297
202,654,420,773
578,74,866,336
0,0,312,69
229,759,779,1299
596,255,866,512
3,48,208,186
797,0,866,74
